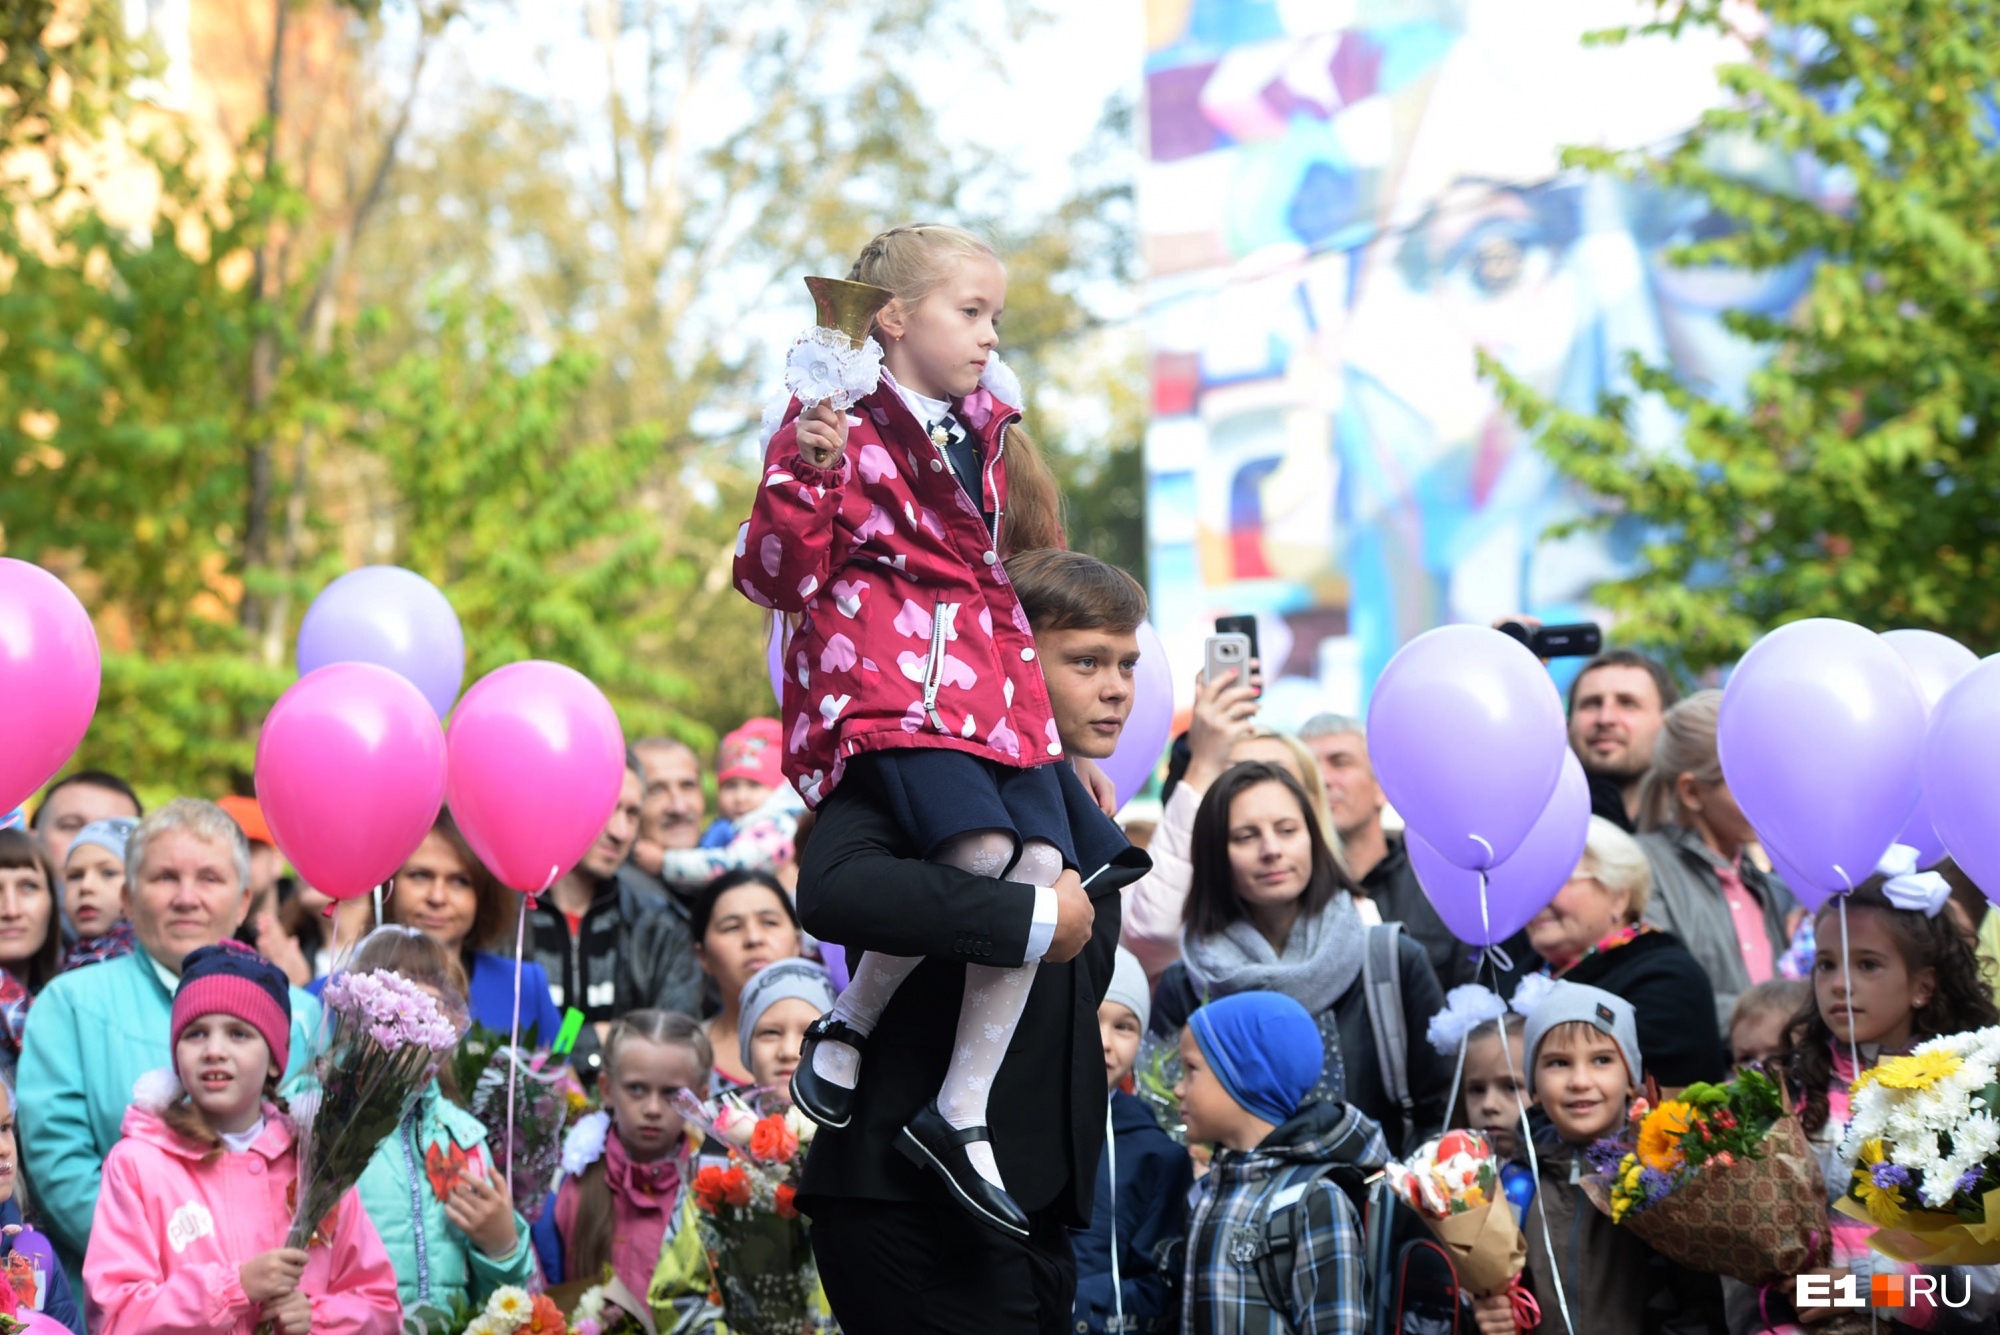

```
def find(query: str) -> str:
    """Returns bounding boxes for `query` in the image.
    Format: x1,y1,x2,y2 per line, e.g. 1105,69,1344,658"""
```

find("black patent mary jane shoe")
895,1099,1030,1239
790,1014,868,1129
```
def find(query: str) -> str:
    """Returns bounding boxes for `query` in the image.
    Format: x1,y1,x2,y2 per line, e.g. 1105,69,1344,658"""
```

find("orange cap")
216,794,274,846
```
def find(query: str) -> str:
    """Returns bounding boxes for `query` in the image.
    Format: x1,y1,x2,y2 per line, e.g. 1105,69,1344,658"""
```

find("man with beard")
1567,651,1680,832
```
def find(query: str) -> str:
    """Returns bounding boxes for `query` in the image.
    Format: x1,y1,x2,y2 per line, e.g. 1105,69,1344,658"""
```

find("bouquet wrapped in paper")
285,971,463,1245
671,1089,822,1335
1835,1025,2000,1265
1384,1130,1527,1295
449,1022,587,1226
1582,1067,1829,1284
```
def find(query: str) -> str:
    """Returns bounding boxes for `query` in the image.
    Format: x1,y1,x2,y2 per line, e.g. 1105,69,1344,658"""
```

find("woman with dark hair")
0,829,70,1081
383,813,565,1044
1148,762,1453,1152
689,869,803,1088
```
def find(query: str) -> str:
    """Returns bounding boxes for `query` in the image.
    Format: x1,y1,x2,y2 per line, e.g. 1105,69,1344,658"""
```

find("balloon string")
506,897,529,1205
1834,886,1878,1335
1482,942,1517,975
1443,1024,1470,1132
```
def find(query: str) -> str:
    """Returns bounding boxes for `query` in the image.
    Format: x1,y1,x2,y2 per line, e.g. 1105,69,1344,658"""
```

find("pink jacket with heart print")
733,377,1063,807
84,1101,401,1335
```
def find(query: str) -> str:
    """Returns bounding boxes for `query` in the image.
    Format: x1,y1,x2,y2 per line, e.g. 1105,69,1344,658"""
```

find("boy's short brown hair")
1004,548,1147,634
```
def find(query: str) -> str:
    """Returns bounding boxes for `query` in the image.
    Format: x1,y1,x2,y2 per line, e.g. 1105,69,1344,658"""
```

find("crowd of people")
7,625,1995,1333
5,216,1996,1335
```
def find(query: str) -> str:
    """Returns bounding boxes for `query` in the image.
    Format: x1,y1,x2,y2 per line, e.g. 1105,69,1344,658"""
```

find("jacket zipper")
922,600,960,731
399,1110,432,1305
982,413,1016,546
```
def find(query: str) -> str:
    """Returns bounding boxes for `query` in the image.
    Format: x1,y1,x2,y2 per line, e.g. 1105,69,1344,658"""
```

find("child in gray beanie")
1483,980,1721,1335
1072,947,1190,1335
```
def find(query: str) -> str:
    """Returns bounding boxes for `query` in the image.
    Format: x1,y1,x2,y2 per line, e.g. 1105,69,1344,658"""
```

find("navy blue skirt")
849,749,1130,876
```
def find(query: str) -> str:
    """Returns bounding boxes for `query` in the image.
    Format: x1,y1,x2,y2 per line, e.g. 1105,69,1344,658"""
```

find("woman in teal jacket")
345,928,536,1317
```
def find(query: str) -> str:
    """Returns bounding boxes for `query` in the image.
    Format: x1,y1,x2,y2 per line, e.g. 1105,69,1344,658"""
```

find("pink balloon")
1882,630,1978,869
0,559,102,813
1409,749,1591,945
446,661,627,894
1100,622,1174,810
255,663,447,902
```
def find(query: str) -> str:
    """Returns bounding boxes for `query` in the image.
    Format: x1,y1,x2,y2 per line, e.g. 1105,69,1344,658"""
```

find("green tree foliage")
1482,0,2000,668
2,0,1138,798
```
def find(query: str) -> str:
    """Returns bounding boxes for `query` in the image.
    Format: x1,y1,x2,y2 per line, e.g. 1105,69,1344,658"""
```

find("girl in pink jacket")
83,943,400,1335
736,223,1131,1237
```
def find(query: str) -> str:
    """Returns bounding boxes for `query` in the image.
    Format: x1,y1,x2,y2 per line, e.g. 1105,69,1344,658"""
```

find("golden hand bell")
805,276,893,347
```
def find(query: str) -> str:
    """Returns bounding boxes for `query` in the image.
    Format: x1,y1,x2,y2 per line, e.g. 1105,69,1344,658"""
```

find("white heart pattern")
820,633,858,674
789,714,811,753
819,694,852,729
892,599,932,640
831,579,866,618
760,534,783,578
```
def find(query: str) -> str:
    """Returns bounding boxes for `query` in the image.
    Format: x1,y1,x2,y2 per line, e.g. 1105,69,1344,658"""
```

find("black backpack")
1248,1152,1475,1334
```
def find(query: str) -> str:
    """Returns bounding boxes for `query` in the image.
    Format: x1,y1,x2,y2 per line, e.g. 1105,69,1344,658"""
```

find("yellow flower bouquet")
1581,1068,1830,1283
1835,1026,2000,1265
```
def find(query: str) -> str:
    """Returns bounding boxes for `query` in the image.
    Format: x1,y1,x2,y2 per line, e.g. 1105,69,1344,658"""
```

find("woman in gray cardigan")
1635,690,1800,1030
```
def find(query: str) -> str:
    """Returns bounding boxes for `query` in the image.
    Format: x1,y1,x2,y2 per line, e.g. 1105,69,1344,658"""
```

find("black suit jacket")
794,783,1151,1227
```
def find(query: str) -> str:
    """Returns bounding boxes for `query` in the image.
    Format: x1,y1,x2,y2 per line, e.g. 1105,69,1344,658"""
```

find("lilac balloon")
1920,657,2000,903
768,622,787,705
819,941,851,992
1368,625,1567,870
0,559,101,813
1408,749,1590,945
1101,622,1174,810
1717,619,1925,893
1763,838,1838,914
298,566,465,719
1882,630,1977,869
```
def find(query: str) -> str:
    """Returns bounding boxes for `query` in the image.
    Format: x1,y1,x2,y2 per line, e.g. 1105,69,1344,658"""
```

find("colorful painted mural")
1140,0,1824,719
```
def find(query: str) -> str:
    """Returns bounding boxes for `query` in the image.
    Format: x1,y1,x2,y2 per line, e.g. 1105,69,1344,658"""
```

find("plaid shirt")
1182,1100,1386,1335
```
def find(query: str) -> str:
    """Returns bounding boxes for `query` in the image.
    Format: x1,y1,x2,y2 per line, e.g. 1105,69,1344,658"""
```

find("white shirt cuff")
1025,884,1059,962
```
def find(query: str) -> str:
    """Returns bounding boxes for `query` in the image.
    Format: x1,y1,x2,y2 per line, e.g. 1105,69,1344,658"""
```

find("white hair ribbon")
1877,842,1952,918
1425,984,1509,1057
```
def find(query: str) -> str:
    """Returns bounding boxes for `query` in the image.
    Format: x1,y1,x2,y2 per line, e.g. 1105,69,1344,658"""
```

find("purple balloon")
818,941,851,992
1368,625,1567,870
298,566,465,719
768,622,787,704
1921,657,2000,903
1763,839,1838,914
1718,619,1925,893
1408,749,1590,945
1101,622,1174,810
1882,630,1978,869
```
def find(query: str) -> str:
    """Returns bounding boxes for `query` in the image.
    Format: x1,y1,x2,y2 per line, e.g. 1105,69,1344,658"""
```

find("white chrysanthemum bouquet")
1837,1024,2000,1263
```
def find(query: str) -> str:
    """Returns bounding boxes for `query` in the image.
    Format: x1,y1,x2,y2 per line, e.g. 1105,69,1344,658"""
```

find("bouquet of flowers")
1385,1131,1527,1297
284,969,463,1249
1835,1025,2000,1264
673,1089,820,1335
1582,1067,1829,1283
401,1285,565,1335
566,1276,648,1335
453,1023,588,1225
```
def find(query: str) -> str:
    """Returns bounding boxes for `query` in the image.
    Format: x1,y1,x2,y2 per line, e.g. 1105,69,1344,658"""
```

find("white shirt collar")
895,382,953,429
219,1116,266,1153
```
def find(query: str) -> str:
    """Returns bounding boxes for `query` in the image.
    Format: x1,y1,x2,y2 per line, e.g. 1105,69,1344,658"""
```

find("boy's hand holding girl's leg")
797,403,851,469
444,1162,521,1258
1072,757,1118,816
